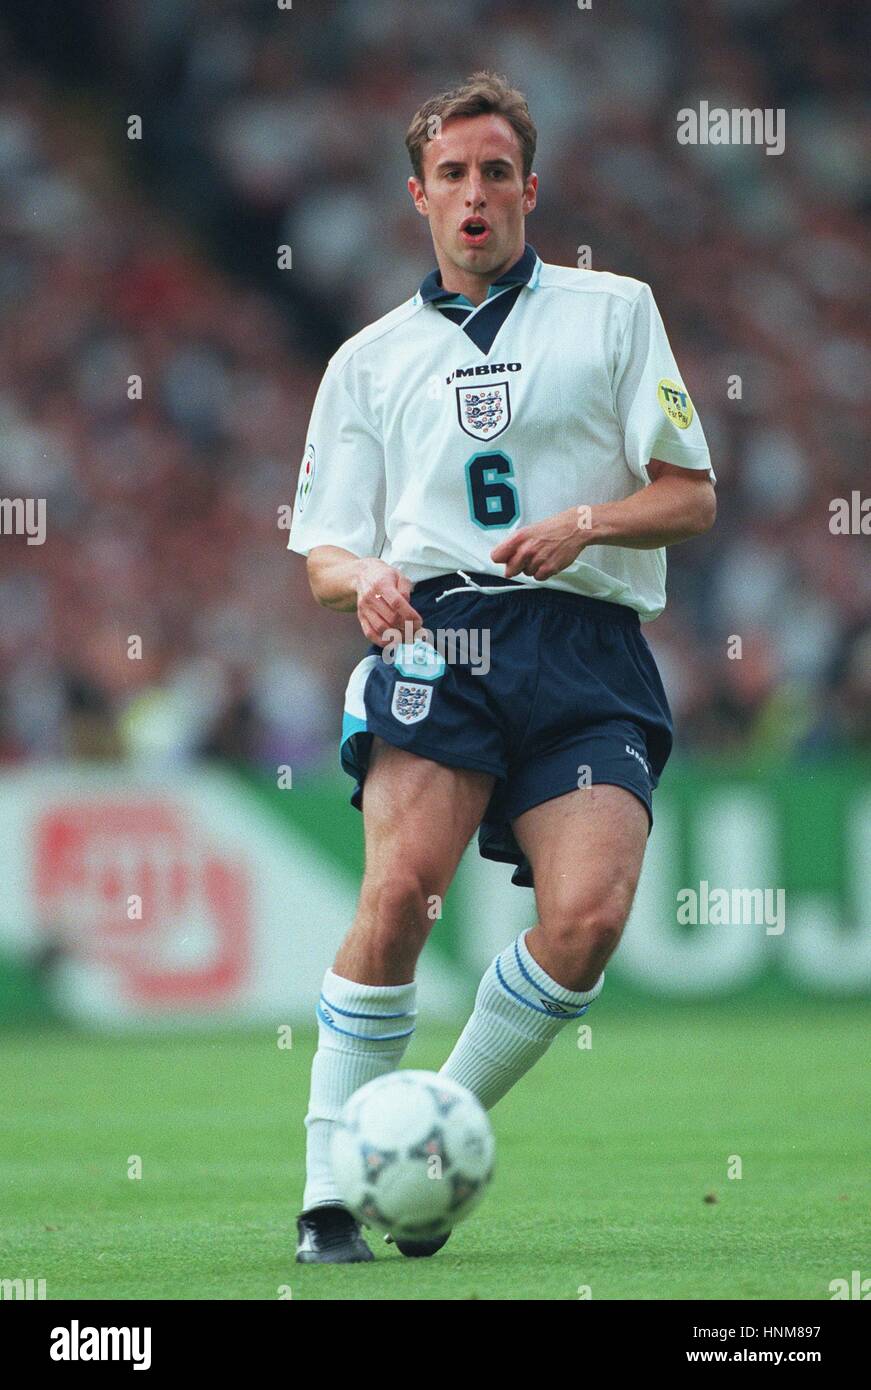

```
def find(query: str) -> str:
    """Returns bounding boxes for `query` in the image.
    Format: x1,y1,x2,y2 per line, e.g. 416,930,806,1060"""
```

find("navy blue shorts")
340,572,673,888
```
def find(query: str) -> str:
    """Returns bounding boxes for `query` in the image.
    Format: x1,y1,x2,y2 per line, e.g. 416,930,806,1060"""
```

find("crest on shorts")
456,381,511,440
391,681,433,725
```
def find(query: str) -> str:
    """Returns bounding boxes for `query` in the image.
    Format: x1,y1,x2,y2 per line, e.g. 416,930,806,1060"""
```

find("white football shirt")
288,245,713,621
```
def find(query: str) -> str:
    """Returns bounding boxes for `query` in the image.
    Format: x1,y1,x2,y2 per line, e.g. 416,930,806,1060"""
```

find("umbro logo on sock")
539,997,571,1015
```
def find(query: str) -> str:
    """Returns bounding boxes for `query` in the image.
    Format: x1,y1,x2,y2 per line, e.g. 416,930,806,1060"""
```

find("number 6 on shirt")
465,451,520,528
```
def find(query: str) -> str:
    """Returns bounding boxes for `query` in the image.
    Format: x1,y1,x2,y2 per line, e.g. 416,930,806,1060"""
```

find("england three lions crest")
456,381,511,440
391,681,433,725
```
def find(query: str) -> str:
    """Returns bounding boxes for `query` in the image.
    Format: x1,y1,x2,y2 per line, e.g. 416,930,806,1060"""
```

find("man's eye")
488,168,505,178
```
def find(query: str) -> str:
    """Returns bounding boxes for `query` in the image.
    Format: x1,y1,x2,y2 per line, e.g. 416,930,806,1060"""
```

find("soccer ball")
330,1070,495,1241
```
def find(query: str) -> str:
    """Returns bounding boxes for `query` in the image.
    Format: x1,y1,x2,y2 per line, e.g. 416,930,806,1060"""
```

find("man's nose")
465,176,486,207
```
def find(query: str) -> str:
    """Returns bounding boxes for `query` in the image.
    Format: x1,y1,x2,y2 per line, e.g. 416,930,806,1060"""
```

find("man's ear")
522,172,538,216
408,176,429,217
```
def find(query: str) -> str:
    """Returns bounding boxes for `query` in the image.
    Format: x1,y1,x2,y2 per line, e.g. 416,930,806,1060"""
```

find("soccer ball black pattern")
408,1125,450,1169
359,1140,399,1184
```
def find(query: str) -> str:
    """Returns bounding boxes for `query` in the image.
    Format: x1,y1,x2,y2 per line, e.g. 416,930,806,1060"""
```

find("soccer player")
289,72,715,1262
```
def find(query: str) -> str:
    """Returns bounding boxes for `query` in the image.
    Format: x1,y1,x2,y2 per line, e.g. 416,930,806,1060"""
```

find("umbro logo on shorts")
625,743,649,774
391,681,433,725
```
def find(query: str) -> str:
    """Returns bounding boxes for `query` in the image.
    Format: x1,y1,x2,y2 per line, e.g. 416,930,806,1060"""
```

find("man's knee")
359,865,434,948
538,883,635,966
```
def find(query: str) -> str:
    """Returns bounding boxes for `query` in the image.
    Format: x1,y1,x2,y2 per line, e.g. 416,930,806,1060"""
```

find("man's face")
408,113,537,284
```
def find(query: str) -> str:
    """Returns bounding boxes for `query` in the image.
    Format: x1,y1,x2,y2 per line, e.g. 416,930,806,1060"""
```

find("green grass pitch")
0,1002,867,1300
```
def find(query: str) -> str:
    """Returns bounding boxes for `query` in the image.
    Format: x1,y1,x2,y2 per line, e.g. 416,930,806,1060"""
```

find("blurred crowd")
0,0,868,772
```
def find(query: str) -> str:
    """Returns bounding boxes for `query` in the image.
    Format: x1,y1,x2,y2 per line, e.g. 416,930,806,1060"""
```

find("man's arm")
307,545,422,645
490,461,716,583
589,459,716,548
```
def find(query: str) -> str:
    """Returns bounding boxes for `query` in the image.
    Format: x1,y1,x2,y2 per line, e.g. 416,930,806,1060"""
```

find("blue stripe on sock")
512,936,588,1010
316,1002,416,1042
320,992,414,1022
495,957,590,1019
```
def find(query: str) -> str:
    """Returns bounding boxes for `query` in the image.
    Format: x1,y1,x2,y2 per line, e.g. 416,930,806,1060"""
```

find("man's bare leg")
302,737,494,1213
441,784,649,1109
335,739,493,983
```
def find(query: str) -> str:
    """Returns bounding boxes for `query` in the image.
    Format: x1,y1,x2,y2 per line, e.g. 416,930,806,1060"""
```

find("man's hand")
306,546,422,644
307,547,421,643
490,507,587,582
490,464,716,579
354,558,421,646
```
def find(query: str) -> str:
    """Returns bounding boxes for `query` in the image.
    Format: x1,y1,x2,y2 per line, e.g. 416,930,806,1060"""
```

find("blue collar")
418,243,540,306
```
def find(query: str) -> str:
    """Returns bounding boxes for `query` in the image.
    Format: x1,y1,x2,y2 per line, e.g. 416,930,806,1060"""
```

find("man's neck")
435,241,526,306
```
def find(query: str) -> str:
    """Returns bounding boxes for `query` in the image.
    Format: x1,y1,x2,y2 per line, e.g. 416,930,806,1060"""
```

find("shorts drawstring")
434,569,533,603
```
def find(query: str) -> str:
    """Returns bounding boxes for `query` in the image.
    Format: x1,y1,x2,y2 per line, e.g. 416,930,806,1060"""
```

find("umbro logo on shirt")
445,362,522,385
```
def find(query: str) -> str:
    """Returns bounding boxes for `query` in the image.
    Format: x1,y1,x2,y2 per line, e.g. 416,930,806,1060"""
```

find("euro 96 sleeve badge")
657,379,694,430
295,443,316,516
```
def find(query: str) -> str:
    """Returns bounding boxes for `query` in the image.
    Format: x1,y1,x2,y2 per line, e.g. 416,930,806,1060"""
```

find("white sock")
440,931,603,1110
302,969,417,1211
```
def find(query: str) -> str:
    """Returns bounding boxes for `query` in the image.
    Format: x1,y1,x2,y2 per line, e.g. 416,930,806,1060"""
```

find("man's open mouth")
460,217,491,245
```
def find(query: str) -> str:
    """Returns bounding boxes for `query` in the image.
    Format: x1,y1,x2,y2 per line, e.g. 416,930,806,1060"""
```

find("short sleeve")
613,283,715,484
288,355,386,558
